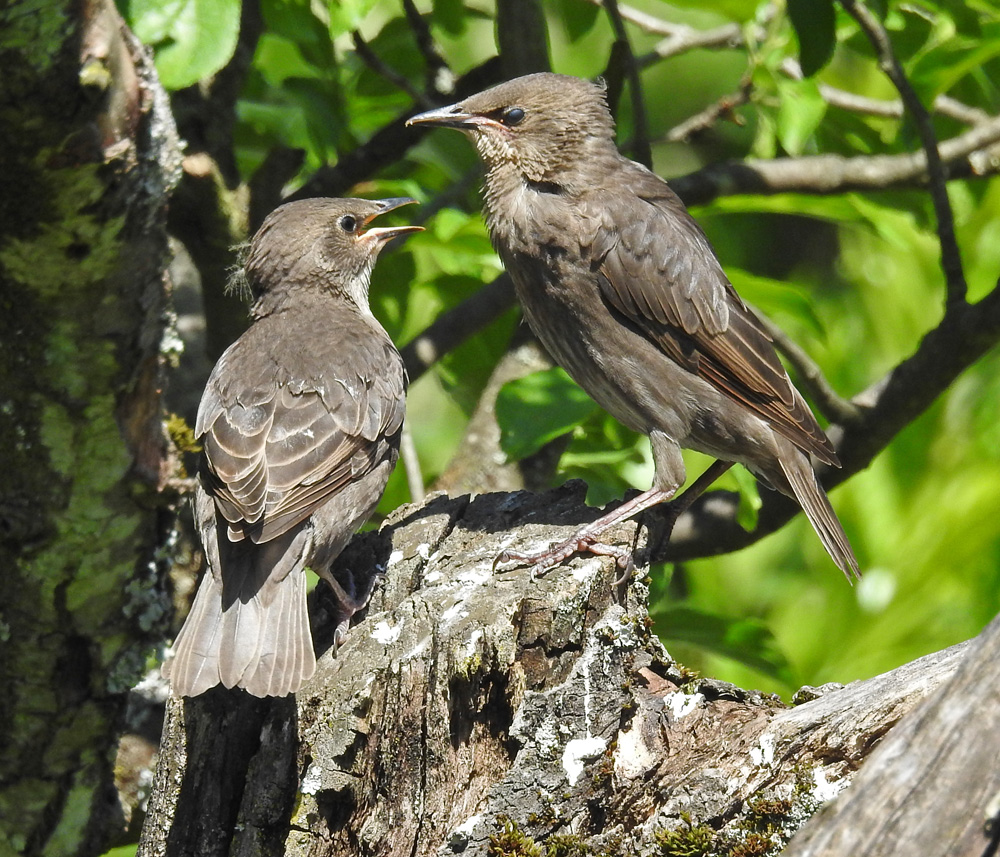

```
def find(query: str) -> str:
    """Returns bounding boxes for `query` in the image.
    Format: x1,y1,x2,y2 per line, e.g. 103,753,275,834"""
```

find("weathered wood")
141,486,976,856
783,612,1000,857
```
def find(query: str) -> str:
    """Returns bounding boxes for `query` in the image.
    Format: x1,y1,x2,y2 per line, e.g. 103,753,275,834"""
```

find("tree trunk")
140,485,984,856
0,2,179,854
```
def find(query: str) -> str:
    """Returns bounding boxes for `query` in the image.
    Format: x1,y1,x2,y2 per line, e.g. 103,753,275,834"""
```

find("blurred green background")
123,0,1000,697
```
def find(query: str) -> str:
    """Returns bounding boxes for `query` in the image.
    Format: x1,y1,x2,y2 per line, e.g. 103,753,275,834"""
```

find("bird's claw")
493,535,635,580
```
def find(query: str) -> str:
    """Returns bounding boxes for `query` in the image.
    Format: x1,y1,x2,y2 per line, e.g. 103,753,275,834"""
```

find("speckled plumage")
409,74,857,578
163,198,418,697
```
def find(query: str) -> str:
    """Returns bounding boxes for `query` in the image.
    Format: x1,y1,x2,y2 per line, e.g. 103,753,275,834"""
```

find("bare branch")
669,112,1000,205
839,0,967,306
752,309,861,426
666,79,751,142
352,31,435,109
399,423,425,504
401,275,517,383
401,0,451,95
638,22,744,66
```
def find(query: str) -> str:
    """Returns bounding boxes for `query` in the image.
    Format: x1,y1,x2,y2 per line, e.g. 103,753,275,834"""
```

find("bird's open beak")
362,197,423,244
406,104,486,131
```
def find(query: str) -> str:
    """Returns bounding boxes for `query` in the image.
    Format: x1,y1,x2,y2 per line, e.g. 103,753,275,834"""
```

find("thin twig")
401,0,451,96
839,0,967,306
399,423,425,504
666,79,751,142
602,0,651,167
637,22,744,66
352,32,436,109
752,309,861,426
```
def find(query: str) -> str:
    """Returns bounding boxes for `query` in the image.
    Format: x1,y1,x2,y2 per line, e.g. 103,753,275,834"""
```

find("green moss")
654,817,716,857
489,818,544,857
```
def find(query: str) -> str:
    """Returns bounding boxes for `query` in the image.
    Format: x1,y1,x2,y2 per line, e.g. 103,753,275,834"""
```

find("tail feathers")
778,451,860,581
163,569,316,698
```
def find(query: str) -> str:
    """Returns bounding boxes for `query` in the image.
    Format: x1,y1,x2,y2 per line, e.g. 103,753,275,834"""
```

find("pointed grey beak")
406,103,479,130
373,197,419,215
362,198,423,245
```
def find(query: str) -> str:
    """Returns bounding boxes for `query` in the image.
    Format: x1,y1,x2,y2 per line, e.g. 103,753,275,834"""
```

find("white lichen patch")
664,690,704,719
464,629,483,659
613,716,657,780
416,543,432,560
387,549,404,567
812,767,848,802
569,559,600,582
423,569,443,584
300,762,323,795
750,731,776,767
562,735,607,786
370,619,402,645
441,602,468,624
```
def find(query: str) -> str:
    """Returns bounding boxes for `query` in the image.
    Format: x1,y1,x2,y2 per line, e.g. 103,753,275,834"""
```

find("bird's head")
242,197,421,312
407,73,617,189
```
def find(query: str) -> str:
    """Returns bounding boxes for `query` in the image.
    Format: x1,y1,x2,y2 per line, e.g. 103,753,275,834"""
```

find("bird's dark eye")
339,214,358,233
501,107,525,127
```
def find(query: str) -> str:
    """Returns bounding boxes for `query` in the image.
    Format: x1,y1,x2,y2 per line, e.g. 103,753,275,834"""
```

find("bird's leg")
495,459,734,578
319,566,383,646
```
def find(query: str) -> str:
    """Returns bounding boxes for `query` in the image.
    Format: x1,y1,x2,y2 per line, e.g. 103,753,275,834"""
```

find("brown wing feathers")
594,182,838,466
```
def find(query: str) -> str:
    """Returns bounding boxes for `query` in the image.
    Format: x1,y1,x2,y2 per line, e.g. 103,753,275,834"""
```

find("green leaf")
328,0,380,39
775,78,827,155
128,0,241,90
787,0,836,76
652,605,793,684
553,0,601,43
496,368,599,461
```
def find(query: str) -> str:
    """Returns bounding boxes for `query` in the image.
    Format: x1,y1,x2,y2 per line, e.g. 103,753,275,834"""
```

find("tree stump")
140,485,985,856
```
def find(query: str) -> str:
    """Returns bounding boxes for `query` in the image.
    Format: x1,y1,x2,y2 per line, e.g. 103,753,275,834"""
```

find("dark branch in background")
839,0,967,306
247,145,305,232
496,0,551,76
401,0,450,95
752,309,861,426
353,31,436,109
401,275,516,382
289,58,504,202
602,0,651,167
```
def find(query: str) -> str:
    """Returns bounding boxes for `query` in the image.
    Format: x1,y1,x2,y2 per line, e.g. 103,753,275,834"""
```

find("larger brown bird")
408,73,858,579
163,197,420,697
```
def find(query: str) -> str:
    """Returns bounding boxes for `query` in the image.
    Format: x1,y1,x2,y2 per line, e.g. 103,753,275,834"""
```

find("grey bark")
140,486,984,856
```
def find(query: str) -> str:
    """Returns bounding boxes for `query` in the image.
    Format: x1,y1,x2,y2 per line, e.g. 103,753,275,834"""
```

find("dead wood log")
139,485,980,856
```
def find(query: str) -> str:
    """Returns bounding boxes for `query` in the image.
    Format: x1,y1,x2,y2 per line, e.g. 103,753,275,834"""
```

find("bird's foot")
494,534,635,581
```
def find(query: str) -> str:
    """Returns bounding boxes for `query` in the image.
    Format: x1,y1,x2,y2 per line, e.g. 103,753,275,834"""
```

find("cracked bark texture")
140,485,988,857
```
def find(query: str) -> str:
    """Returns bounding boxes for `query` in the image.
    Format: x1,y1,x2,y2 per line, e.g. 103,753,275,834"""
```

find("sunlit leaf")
128,0,241,90
652,605,794,684
496,368,599,461
776,78,827,155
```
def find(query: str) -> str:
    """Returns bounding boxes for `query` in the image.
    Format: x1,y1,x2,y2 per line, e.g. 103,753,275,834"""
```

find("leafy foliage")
125,0,1000,697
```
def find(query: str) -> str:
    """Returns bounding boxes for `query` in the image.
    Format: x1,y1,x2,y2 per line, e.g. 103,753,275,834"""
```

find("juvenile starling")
163,197,421,697
408,73,858,578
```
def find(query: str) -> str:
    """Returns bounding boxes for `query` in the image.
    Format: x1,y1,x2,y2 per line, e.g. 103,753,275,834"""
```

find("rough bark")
141,485,980,857
0,2,180,855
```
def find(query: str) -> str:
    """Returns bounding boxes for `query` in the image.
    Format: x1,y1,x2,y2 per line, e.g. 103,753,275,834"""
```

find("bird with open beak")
163,197,422,697
408,74,857,580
